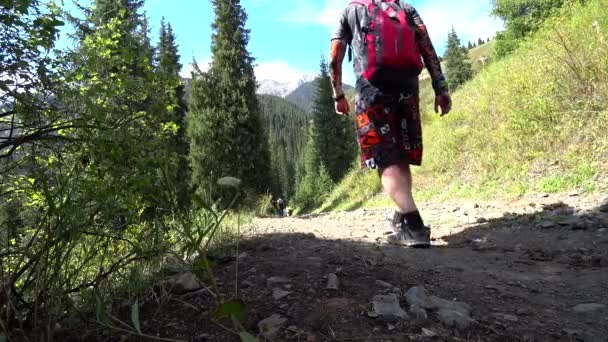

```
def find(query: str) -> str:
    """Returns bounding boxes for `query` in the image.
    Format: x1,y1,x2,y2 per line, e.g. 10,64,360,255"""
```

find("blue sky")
57,0,503,85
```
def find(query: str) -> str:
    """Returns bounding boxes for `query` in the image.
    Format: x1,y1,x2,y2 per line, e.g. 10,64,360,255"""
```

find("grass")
316,0,608,212
314,164,381,213
468,40,496,72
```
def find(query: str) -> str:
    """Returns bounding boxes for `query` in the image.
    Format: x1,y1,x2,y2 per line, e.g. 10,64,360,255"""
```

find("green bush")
418,0,608,197
255,192,275,217
492,0,584,58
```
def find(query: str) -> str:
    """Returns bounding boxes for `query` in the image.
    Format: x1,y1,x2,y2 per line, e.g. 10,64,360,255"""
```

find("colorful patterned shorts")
355,91,423,169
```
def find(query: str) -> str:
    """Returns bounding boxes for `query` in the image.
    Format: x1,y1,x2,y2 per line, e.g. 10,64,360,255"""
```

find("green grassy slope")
316,0,608,212
468,40,496,72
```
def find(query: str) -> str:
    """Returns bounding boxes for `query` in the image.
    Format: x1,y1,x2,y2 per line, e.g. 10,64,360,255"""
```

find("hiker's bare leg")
381,162,417,214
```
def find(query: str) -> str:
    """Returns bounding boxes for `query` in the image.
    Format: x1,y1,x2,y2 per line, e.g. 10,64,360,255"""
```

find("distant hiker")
330,0,452,247
276,196,286,217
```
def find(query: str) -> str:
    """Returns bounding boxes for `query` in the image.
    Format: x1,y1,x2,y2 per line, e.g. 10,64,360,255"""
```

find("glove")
334,95,350,115
434,92,452,116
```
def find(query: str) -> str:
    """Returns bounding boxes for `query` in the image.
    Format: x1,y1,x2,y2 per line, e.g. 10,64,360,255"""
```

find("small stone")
464,203,480,211
540,221,556,229
429,296,472,316
562,328,581,336
258,314,287,339
572,303,606,313
267,276,291,286
405,286,471,315
242,280,255,288
437,308,474,329
421,328,438,337
273,288,292,300
326,273,339,290
280,304,289,310
517,308,533,316
368,293,409,321
409,304,428,322
599,228,607,233
238,252,248,259
375,280,394,288
476,217,488,224
493,313,519,322
168,273,202,294
405,286,431,308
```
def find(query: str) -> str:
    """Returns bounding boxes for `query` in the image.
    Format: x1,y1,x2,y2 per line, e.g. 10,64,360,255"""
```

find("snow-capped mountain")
256,75,316,98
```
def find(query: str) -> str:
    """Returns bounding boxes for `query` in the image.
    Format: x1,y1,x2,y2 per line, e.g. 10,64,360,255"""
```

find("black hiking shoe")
385,211,431,248
386,226,431,248
385,211,403,235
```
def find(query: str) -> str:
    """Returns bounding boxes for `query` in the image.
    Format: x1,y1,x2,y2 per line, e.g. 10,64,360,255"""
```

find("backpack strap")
346,0,401,62
348,0,376,62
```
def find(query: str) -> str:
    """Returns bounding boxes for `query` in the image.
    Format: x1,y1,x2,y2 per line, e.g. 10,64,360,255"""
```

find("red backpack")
349,0,423,86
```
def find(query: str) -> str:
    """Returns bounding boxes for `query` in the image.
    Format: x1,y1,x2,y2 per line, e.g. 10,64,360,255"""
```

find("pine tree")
187,0,271,199
444,27,473,90
467,41,473,49
293,120,334,210
157,18,190,209
82,0,151,76
311,56,356,183
478,37,484,46
258,95,309,199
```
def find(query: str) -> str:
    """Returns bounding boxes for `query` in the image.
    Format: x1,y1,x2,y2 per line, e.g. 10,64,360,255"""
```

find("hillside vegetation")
258,95,309,199
318,0,608,212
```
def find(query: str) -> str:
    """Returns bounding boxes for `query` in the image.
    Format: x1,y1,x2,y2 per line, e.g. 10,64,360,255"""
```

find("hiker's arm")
330,8,352,100
407,6,449,95
329,39,347,99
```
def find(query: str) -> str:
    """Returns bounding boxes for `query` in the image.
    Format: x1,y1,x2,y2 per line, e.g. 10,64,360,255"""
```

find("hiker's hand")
434,93,452,116
335,96,350,115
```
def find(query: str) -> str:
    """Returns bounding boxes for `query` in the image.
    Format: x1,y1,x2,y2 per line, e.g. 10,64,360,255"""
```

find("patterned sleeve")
329,7,352,98
403,3,449,95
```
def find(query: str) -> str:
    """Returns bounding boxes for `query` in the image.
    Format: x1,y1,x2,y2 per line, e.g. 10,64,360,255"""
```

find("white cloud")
183,59,318,85
415,1,504,49
254,61,313,83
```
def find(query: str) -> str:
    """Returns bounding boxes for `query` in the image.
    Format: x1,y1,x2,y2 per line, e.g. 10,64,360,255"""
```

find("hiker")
276,196,286,217
329,0,452,247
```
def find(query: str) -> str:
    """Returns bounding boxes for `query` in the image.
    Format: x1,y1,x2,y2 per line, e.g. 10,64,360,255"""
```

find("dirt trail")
70,193,608,342
232,193,608,341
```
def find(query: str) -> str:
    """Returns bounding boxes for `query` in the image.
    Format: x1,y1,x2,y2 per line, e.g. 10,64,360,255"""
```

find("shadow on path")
59,198,608,342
